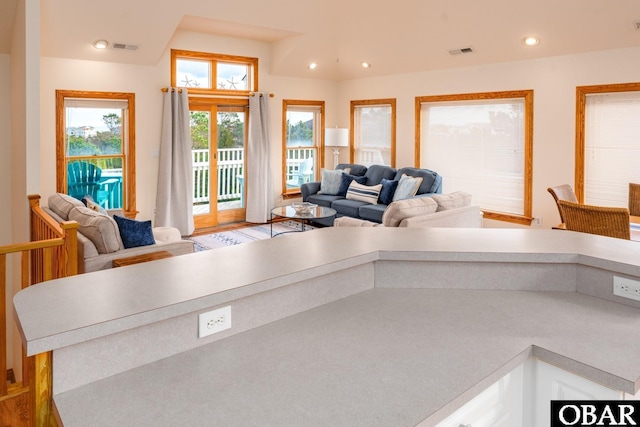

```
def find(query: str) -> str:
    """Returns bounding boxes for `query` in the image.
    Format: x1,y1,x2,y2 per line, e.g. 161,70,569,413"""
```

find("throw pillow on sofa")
113,215,155,249
393,174,423,201
338,174,367,196
382,197,438,227
82,194,108,216
431,191,472,211
346,181,383,205
318,169,348,195
48,193,85,220
68,206,123,254
378,178,399,205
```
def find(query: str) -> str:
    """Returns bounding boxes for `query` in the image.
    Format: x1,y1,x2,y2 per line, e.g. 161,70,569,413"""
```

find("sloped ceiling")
2,0,640,81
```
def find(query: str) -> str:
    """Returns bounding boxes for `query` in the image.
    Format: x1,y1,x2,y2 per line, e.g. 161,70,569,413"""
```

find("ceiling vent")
112,43,139,51
448,47,475,56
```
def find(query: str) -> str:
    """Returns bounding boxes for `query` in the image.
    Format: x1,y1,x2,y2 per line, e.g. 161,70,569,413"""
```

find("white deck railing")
192,147,317,204
193,148,244,204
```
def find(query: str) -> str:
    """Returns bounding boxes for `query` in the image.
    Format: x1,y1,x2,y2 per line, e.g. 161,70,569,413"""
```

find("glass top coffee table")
270,205,337,237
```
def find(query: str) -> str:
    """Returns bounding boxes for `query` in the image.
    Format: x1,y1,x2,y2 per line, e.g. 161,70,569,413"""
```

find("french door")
189,98,248,228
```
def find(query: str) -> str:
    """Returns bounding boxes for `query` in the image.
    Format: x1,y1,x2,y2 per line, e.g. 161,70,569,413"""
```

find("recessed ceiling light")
308,62,318,70
523,36,540,46
93,40,109,49
361,62,371,68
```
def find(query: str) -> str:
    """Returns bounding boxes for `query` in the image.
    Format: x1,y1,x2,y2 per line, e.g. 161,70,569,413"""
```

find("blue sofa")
301,163,442,225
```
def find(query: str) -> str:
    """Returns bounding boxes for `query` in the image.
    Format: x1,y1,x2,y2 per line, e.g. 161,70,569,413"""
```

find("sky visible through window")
176,59,248,90
66,108,118,132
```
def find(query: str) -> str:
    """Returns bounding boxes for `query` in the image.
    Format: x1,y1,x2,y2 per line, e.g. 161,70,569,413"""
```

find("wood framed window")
171,49,258,97
416,90,533,225
575,82,640,206
55,90,136,217
282,100,325,196
350,99,396,167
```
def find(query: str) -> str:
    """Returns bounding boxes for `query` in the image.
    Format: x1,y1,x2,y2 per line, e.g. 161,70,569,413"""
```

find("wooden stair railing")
0,195,78,427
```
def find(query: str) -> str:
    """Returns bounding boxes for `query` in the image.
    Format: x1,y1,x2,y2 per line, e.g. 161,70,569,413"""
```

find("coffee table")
270,205,337,237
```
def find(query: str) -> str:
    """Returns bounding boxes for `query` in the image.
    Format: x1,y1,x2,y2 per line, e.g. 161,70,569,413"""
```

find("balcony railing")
192,147,317,204
193,148,244,204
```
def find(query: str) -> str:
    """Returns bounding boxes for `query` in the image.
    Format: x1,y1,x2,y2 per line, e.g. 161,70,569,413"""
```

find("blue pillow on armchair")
113,215,155,249
338,174,367,196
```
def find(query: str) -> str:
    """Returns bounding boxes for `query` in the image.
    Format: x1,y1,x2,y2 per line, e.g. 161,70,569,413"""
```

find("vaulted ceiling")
2,0,640,81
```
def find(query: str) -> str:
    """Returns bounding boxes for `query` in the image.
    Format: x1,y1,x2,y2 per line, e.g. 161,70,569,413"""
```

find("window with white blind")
577,84,640,207
350,99,395,167
416,91,533,225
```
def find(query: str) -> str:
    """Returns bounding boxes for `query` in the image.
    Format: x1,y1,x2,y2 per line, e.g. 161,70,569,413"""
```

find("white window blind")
584,91,640,207
354,105,391,166
420,98,525,215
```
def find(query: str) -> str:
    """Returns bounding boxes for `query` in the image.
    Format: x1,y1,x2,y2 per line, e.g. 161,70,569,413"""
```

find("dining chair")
547,184,578,225
556,199,630,240
629,183,640,217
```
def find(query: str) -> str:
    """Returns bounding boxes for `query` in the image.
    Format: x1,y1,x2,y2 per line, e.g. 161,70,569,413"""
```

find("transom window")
55,90,136,216
416,90,533,225
282,100,325,195
171,49,258,96
350,99,396,167
576,83,640,206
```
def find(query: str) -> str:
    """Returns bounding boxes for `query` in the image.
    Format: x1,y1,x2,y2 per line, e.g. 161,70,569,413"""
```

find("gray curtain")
155,88,194,236
246,92,273,223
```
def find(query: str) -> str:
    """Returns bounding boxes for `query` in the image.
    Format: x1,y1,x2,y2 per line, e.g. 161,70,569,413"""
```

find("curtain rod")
161,88,274,97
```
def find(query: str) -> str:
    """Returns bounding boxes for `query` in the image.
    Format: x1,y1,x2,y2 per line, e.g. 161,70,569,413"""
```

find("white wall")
40,30,339,221
338,46,640,228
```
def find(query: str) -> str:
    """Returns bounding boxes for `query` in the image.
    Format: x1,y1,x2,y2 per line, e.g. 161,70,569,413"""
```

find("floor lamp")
325,128,349,169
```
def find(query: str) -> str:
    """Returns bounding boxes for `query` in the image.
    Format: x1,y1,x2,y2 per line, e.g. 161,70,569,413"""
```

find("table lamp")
325,128,349,169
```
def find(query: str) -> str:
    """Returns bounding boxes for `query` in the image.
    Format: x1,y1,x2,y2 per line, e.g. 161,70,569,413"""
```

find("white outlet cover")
613,276,640,302
198,306,232,338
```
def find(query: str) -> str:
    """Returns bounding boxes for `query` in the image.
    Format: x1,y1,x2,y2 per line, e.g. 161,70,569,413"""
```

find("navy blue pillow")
113,215,155,249
378,178,399,205
338,174,367,196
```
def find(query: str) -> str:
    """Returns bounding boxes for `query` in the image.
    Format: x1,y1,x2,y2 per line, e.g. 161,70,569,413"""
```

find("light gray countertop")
14,228,640,356
13,227,640,426
53,288,640,426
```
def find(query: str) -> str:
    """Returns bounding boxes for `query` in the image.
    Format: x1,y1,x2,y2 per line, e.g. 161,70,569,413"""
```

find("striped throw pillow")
346,181,383,205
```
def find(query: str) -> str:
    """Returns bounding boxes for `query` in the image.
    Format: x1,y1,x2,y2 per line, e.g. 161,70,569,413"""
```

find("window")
350,99,396,167
171,49,258,96
282,100,325,195
576,83,640,206
56,90,136,216
416,90,533,225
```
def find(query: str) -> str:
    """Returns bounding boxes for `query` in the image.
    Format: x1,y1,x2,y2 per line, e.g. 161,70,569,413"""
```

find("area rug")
186,220,313,251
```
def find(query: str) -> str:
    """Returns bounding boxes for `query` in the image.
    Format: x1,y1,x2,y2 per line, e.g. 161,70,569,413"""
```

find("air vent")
112,43,139,51
448,47,475,56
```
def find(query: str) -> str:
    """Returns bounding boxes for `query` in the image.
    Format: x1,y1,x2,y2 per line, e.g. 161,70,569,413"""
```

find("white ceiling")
2,0,640,81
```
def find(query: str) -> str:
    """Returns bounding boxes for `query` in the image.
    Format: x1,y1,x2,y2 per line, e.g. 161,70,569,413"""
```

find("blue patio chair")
67,161,109,207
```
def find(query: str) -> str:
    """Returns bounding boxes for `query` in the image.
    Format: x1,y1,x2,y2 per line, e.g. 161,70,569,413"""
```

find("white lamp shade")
325,128,349,147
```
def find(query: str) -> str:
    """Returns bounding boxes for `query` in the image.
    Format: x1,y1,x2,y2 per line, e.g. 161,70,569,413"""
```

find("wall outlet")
532,217,543,227
198,306,231,338
613,276,640,302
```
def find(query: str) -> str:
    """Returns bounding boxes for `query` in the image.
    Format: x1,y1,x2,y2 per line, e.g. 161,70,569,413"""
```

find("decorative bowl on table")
291,202,317,215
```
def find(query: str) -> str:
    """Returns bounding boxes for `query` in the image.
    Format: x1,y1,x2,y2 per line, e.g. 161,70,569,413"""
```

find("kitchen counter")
13,227,640,425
